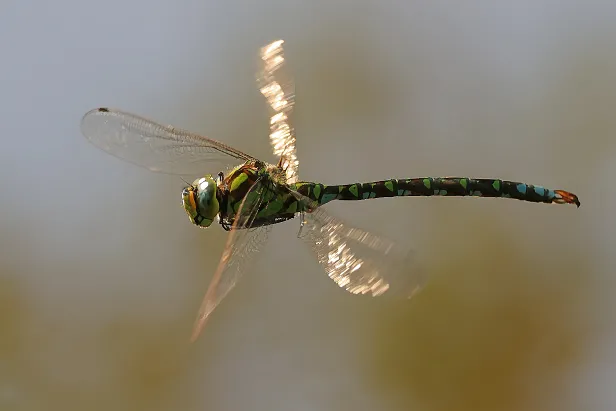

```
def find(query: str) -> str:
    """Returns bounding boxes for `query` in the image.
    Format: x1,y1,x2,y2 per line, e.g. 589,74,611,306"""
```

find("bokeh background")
2,1,615,410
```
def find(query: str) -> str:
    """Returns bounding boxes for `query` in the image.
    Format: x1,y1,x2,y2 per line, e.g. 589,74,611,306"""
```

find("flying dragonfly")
81,40,580,342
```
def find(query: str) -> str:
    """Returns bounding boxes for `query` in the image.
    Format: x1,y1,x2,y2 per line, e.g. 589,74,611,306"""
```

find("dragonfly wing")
190,179,271,342
258,40,299,184
287,188,427,298
81,108,258,176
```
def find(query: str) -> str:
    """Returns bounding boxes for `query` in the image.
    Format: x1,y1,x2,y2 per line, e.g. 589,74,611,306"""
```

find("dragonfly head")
182,175,220,228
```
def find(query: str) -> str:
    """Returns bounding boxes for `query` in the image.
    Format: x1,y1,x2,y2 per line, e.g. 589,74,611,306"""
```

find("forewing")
190,180,271,342
81,108,257,176
258,40,299,183
288,188,427,298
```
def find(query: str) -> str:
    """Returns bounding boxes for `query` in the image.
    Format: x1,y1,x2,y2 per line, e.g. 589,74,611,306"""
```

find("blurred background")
1,1,615,410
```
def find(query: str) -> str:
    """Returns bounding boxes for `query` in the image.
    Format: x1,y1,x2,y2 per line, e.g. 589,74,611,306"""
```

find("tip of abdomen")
554,190,581,207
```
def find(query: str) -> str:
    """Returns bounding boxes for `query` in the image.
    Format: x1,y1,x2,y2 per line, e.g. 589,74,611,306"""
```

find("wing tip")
189,316,207,343
81,107,112,127
83,107,110,117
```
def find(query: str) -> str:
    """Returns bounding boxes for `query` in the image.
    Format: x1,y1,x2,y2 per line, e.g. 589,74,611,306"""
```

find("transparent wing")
81,108,258,176
288,188,427,298
258,40,299,184
190,179,271,342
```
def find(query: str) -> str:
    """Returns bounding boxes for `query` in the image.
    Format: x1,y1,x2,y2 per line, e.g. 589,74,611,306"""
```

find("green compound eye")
182,175,219,228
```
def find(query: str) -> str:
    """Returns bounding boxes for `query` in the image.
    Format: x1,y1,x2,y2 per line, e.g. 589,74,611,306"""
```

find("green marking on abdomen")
312,184,322,199
321,193,338,204
348,184,359,197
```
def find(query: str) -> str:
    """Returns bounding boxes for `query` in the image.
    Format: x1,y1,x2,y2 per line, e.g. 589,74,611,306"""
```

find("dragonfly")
81,40,581,342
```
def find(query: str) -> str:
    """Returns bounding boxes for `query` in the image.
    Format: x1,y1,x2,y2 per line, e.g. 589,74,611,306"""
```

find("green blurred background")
1,1,614,410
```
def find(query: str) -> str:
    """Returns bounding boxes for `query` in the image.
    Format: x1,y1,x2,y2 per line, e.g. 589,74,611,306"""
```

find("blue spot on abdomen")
516,184,527,194
533,185,546,196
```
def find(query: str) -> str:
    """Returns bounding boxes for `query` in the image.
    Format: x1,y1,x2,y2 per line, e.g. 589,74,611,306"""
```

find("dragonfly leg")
296,211,306,238
220,219,232,231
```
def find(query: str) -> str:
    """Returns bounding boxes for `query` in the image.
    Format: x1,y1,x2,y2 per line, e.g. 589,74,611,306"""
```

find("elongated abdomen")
293,178,580,207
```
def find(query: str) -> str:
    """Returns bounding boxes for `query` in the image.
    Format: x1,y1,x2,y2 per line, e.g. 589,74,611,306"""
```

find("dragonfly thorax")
182,175,220,228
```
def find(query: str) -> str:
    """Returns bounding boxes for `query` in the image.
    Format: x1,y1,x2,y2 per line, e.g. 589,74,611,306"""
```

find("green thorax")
218,162,309,229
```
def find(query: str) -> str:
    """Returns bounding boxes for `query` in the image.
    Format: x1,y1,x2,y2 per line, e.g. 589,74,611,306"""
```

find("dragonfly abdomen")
294,178,580,207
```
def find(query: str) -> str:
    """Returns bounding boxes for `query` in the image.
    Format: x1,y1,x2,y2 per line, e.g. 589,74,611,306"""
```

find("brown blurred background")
1,1,615,410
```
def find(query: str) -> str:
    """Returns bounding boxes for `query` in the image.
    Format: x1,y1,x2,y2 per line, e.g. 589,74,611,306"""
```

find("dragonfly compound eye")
182,175,220,228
